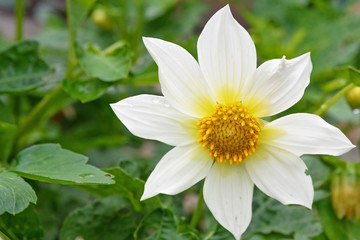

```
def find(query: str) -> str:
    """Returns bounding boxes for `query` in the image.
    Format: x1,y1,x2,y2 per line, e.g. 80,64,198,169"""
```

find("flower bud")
345,86,360,110
91,8,112,30
331,171,360,221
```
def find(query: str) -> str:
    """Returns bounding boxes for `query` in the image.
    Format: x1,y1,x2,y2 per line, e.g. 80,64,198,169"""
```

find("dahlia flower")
111,5,354,239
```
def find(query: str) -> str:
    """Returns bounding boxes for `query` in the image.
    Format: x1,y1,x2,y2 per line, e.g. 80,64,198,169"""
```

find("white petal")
243,53,312,117
245,145,313,208
197,5,257,105
141,144,213,200
262,113,355,156
110,94,196,146
143,37,216,118
204,163,254,240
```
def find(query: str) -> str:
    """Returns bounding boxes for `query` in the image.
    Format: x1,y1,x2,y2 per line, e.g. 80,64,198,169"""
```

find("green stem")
66,0,77,77
132,0,144,57
71,68,84,79
10,0,78,158
12,0,25,124
102,41,125,55
15,0,24,41
118,0,129,41
14,0,77,141
314,83,355,116
13,86,64,150
190,185,204,228
0,227,14,240
9,95,21,124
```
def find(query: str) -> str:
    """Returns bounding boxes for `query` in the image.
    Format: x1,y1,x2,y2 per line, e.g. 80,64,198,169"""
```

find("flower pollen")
197,102,261,165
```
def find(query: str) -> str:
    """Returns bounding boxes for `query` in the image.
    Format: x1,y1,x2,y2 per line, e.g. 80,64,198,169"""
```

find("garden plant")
0,0,360,240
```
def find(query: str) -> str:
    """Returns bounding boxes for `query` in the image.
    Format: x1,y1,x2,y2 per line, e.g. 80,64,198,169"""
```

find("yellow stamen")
197,102,261,165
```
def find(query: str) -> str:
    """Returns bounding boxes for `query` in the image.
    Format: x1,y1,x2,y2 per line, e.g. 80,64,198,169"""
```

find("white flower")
111,5,354,240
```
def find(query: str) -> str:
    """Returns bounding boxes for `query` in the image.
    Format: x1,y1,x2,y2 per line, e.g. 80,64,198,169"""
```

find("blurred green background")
0,0,360,239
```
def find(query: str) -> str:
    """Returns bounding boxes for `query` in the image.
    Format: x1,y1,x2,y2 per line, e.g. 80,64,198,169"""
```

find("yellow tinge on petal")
197,102,262,165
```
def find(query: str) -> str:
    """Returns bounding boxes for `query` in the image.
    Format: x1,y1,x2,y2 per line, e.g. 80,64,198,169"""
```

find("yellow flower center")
197,102,261,165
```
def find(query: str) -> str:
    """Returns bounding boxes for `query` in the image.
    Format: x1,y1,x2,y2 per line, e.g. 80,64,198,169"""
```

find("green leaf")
0,41,52,93
322,155,348,170
315,197,360,240
0,103,16,162
79,167,160,212
144,1,207,41
177,218,200,240
144,0,177,20
62,78,110,103
77,43,132,82
12,144,114,185
68,0,97,31
348,66,360,86
134,208,198,240
0,231,11,240
60,195,136,240
134,208,179,240
0,122,16,162
248,1,360,76
208,225,285,240
244,189,322,239
302,155,331,188
79,167,142,200
0,171,37,215
0,205,44,239
0,101,14,124
206,224,234,240
326,97,357,123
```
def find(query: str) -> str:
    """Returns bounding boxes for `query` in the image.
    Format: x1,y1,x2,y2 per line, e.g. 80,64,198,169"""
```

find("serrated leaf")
315,197,360,240
206,221,295,240
60,195,135,240
0,41,52,93
0,205,44,239
0,171,37,215
243,189,322,239
0,121,16,162
62,78,110,103
134,208,178,240
256,207,321,239
77,43,132,82
134,208,197,240
12,144,114,185
348,66,360,86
